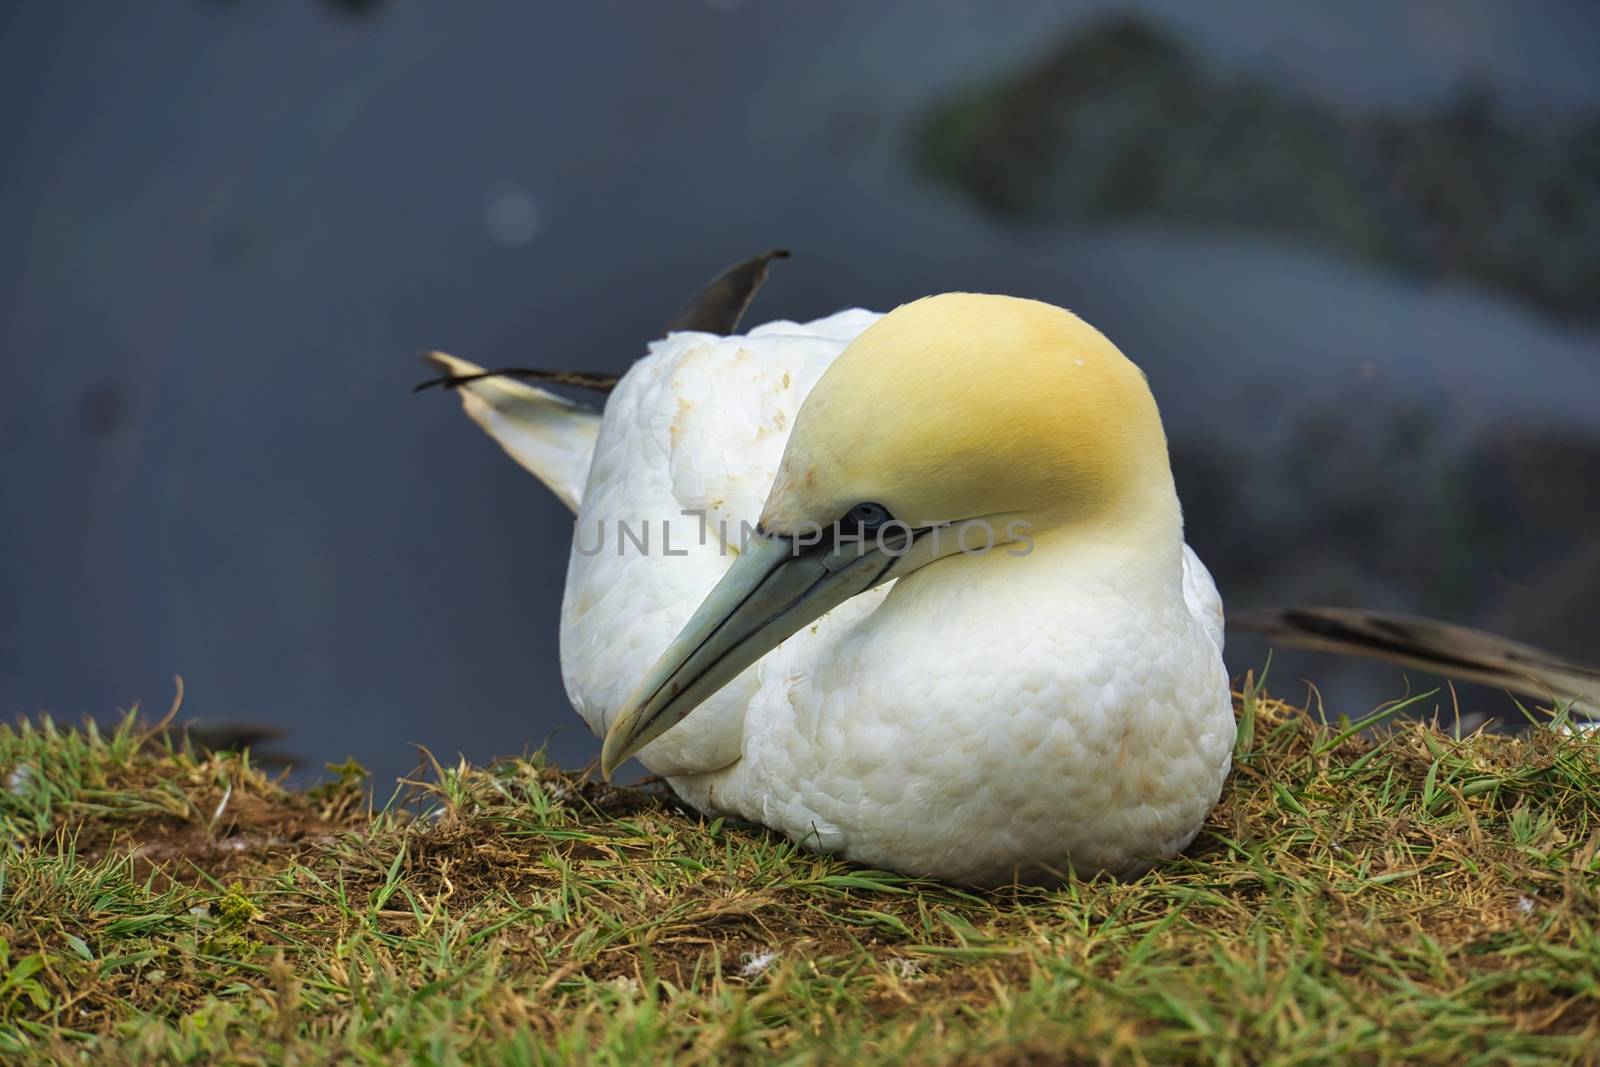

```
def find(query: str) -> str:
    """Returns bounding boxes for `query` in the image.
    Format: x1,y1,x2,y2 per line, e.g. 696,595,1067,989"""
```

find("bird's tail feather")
1230,606,1600,718
422,351,602,514
412,249,790,395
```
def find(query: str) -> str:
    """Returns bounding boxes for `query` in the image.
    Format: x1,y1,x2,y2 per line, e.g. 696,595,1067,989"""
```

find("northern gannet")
424,268,1235,885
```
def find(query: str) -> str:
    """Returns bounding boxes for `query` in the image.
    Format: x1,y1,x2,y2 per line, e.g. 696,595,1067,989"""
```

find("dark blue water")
4,1,1598,783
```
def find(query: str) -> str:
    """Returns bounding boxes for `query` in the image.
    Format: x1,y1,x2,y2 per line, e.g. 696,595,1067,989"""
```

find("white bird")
425,257,1600,879
424,272,1236,885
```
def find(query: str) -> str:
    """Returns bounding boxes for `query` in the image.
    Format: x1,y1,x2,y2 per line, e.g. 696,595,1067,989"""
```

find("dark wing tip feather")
664,248,791,336
414,247,790,396
413,367,621,395
1231,605,1600,711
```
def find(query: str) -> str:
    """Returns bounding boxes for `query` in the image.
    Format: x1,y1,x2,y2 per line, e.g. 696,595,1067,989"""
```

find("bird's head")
601,293,1179,776
762,292,1175,540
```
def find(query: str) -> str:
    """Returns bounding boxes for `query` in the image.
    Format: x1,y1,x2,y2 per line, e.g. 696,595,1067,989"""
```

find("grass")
2,681,1598,1065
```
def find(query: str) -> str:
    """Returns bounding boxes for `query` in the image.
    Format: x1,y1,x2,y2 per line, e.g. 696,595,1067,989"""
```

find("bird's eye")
843,502,892,531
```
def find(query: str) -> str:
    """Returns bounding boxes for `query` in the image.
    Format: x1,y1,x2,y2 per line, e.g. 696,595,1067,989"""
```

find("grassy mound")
2,686,1598,1064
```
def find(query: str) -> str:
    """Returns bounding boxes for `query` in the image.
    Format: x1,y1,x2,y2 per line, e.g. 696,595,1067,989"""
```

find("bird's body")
431,294,1235,884
675,510,1233,884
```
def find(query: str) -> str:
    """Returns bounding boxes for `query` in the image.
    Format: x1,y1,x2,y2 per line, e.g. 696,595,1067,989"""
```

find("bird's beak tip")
599,717,631,781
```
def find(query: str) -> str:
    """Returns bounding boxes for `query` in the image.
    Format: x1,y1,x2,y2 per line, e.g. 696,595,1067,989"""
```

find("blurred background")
4,1,1598,783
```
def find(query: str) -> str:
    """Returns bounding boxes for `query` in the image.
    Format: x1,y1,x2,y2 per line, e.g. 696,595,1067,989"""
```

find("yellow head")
760,293,1179,543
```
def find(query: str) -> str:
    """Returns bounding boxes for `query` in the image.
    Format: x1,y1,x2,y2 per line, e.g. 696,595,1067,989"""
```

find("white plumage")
562,311,889,776
430,296,1235,885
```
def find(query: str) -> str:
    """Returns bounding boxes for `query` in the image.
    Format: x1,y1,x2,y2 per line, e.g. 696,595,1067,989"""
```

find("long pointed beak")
599,528,905,778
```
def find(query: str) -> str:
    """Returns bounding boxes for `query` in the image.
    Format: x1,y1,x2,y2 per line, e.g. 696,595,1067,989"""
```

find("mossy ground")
3,682,1598,1065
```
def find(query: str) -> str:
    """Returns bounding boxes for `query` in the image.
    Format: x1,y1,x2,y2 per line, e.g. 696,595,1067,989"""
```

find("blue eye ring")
844,502,892,530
